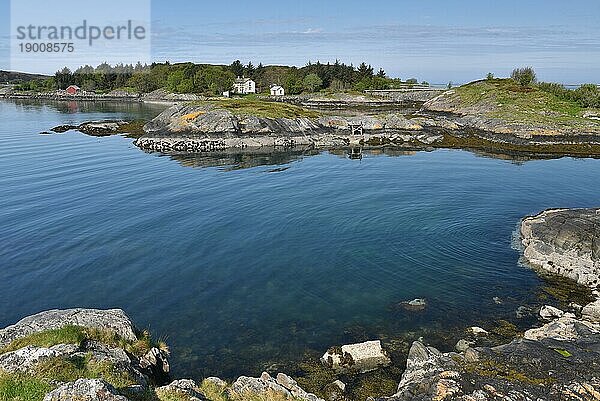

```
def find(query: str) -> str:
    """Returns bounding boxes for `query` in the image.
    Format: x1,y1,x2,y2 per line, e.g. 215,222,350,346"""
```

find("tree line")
15,60,429,95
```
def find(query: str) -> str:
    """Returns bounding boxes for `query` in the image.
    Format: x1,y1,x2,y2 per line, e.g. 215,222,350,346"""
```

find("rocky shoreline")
1,208,598,401
132,98,600,156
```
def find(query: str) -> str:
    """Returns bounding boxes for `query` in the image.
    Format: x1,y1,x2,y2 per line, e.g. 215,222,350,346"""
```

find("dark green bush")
511,67,537,87
538,82,600,108
573,84,600,108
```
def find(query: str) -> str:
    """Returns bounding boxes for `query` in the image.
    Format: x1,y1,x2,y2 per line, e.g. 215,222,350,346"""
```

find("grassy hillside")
448,79,600,130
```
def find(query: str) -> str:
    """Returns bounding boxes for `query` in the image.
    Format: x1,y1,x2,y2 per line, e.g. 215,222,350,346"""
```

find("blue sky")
1,0,599,83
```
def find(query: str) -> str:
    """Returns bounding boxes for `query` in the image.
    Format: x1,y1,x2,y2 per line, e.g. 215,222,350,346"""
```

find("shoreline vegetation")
1,209,598,401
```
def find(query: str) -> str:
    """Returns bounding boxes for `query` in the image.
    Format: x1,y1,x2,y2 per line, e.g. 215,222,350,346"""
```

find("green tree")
303,73,323,92
357,62,374,79
166,70,185,92
54,67,73,89
128,73,156,93
230,60,245,77
511,67,537,87
354,77,372,92
284,72,304,95
195,66,235,95
245,62,255,77
573,84,600,108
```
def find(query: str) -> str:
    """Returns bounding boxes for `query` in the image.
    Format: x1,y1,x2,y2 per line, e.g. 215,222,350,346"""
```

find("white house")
233,77,256,94
270,85,285,96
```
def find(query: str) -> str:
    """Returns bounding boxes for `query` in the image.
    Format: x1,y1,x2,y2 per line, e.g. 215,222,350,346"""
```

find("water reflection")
146,146,598,170
7,98,167,118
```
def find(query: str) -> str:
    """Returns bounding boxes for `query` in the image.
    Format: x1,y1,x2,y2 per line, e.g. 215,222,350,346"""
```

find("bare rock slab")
0,308,138,348
520,208,600,288
321,340,391,373
582,299,600,323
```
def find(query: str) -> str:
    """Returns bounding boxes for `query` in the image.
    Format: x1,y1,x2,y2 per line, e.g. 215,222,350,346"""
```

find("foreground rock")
231,372,323,401
0,308,170,401
381,334,600,401
44,379,128,401
521,208,599,288
0,308,138,347
0,308,324,401
321,340,391,373
155,379,207,401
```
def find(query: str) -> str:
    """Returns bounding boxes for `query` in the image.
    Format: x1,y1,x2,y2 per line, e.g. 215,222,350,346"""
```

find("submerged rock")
399,298,428,312
515,305,534,319
467,327,489,336
321,340,391,373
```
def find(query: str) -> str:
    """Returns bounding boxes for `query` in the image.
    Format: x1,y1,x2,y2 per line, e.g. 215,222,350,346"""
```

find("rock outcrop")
134,96,600,156
0,308,171,401
0,308,138,348
155,379,207,401
381,333,600,401
231,372,324,401
44,379,128,401
521,208,599,288
134,103,453,153
50,121,136,137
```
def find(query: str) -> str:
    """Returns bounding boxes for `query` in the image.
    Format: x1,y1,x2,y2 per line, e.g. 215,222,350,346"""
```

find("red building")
65,85,80,95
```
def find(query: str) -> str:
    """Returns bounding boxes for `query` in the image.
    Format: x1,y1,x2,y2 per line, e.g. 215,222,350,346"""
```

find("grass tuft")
198,380,228,401
0,371,52,401
0,326,86,355
33,354,137,390
0,326,162,359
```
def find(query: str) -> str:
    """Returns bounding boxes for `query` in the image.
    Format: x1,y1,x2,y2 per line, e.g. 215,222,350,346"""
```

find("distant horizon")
1,0,599,85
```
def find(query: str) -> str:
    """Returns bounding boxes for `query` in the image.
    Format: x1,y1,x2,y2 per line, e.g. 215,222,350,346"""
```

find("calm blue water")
1,99,599,379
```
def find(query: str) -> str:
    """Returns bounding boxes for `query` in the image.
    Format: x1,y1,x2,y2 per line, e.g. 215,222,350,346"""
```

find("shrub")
486,73,494,81
573,84,600,108
302,74,323,93
511,67,537,87
538,81,600,108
